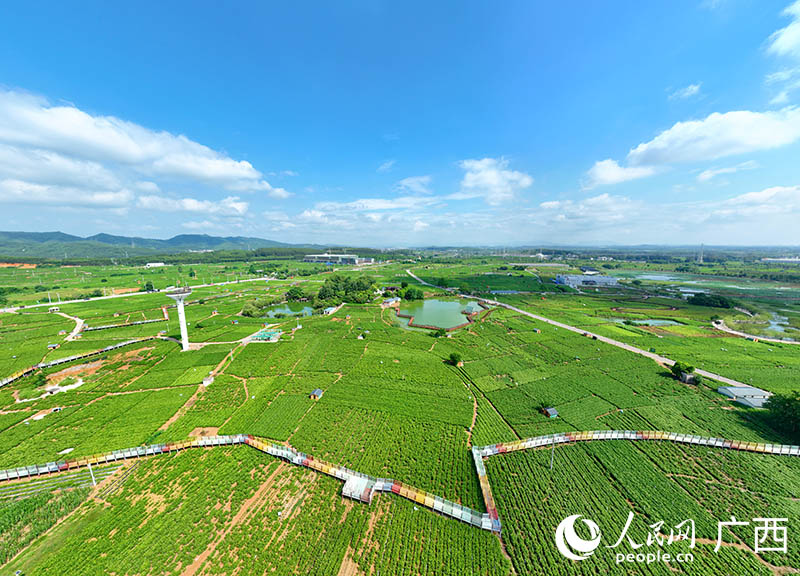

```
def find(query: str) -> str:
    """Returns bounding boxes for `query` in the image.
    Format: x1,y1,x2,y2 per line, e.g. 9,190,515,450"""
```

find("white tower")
166,288,192,351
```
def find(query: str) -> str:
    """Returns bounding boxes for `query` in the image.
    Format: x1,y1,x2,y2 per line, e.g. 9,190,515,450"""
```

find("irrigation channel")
1,431,797,535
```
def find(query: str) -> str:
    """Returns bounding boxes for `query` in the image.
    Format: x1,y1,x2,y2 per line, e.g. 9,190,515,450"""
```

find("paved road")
406,269,749,388
0,276,276,313
713,319,798,346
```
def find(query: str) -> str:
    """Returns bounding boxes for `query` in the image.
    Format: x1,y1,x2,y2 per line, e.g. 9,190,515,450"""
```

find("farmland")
0,257,798,575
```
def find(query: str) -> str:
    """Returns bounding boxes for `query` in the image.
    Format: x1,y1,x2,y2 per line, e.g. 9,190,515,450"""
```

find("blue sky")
1,0,800,246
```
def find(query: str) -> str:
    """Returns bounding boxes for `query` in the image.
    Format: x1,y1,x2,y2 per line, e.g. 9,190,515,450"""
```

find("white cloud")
136,195,248,216
395,175,431,195
412,220,429,232
0,144,120,189
315,196,438,212
669,83,702,100
452,158,533,205
626,108,800,166
0,179,133,207
539,200,561,209
767,1,800,60
0,89,291,209
771,90,790,105
181,220,216,230
583,159,657,189
298,209,329,223
697,160,758,182
377,159,396,172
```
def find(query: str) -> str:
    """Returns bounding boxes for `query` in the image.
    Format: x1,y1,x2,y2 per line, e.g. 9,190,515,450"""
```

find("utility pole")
549,435,555,470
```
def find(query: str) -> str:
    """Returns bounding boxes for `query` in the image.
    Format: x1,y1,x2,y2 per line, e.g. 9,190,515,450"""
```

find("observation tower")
166,287,192,351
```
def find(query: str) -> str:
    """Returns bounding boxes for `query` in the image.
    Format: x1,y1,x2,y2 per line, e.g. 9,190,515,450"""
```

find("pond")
610,318,680,326
397,299,475,330
264,302,313,318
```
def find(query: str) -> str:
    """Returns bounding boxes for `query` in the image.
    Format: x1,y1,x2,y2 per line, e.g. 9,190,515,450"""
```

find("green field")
0,257,797,575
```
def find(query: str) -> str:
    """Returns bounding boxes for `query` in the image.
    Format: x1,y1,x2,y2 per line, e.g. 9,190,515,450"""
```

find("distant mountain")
0,231,293,259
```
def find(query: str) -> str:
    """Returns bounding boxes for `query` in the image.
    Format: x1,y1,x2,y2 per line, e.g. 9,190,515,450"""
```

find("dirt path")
180,463,287,576
158,383,204,432
55,311,85,341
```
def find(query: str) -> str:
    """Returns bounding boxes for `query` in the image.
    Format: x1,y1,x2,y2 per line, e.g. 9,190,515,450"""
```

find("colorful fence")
0,337,156,389
1,430,795,535
473,430,800,458
0,434,495,532
84,318,167,332
470,430,800,539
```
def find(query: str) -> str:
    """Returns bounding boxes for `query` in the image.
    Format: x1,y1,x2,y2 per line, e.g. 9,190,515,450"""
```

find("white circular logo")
555,514,602,561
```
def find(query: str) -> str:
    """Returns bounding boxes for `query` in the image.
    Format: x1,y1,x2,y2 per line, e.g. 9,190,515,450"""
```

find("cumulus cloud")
136,195,249,216
669,83,702,100
627,108,800,165
583,159,657,189
717,184,800,215
0,89,291,215
0,179,133,207
451,158,533,205
588,107,800,187
697,160,758,182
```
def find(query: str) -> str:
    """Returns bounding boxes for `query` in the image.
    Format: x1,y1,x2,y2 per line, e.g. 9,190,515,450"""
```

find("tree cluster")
765,392,800,442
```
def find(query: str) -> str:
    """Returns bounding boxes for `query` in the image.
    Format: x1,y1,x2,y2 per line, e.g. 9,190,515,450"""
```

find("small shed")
542,407,558,419
310,388,324,400
679,371,697,384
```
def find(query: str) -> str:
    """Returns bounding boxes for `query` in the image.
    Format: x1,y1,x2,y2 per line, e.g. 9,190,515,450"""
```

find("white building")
717,386,772,409
144,262,166,268
555,274,619,288
303,253,374,265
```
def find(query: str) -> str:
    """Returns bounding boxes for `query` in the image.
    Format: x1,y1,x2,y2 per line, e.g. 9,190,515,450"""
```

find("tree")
670,361,694,378
142,280,155,292
401,281,409,289
403,287,424,301
687,293,734,308
286,286,305,301
448,352,462,366
765,392,800,442
434,328,447,338
33,371,47,387
240,302,261,317
315,274,375,307
189,269,196,278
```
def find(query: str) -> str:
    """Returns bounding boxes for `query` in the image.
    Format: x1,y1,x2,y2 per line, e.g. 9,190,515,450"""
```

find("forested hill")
0,231,293,259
